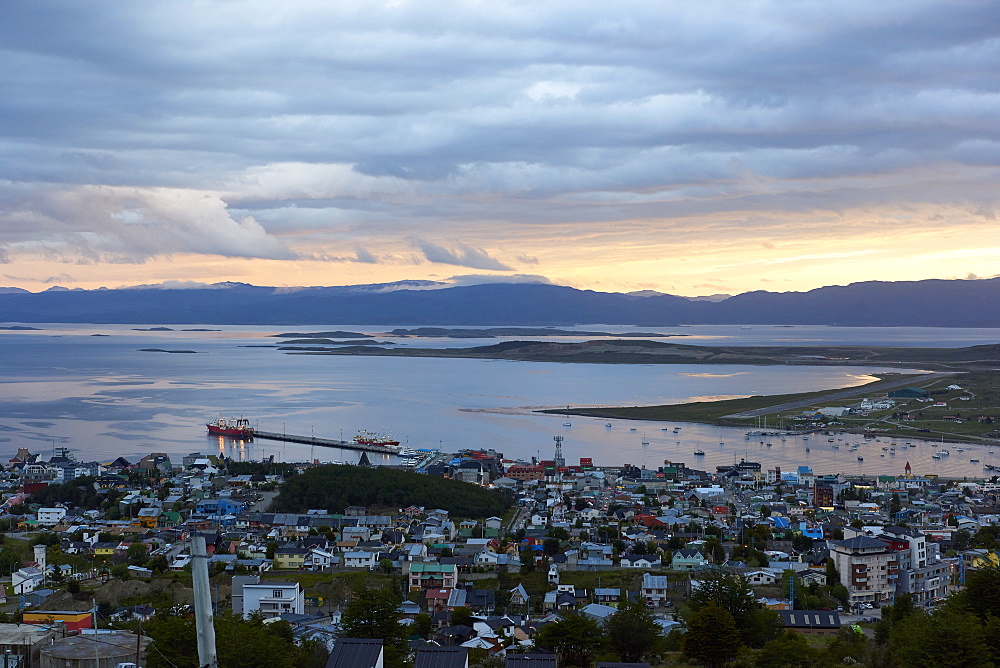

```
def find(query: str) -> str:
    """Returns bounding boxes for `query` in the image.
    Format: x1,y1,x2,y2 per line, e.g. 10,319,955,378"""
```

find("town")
0,427,998,668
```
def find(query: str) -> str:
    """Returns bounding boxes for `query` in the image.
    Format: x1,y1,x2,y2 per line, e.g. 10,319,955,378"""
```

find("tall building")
830,536,899,607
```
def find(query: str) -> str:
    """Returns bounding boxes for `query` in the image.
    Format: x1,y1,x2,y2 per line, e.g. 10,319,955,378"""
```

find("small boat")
719,441,725,446
932,454,941,459
805,447,810,452
563,422,572,427
605,422,612,428
857,456,864,461
630,427,637,432
641,438,649,446
766,442,772,447
694,449,705,456
661,427,670,431
970,458,980,463
832,444,840,449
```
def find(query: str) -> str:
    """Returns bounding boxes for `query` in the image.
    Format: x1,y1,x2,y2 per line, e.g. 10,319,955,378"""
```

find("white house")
240,581,304,619
36,507,67,527
641,573,669,606
342,551,378,570
12,567,44,595
744,569,779,586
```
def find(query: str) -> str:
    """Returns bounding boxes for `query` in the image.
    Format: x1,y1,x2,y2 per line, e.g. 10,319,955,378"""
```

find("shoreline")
541,371,1000,448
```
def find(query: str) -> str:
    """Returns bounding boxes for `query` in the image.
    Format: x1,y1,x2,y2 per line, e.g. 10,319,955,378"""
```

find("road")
722,372,958,419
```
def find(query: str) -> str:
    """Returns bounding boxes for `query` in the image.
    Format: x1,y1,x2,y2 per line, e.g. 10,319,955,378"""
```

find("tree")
340,588,407,668
519,546,536,573
688,573,758,644
890,608,993,668
605,598,666,663
0,547,22,576
960,565,1000,620
755,631,821,668
704,537,725,563
127,542,148,565
144,611,304,668
412,613,433,639
450,606,474,628
533,612,606,667
889,492,902,517
825,558,839,587
683,603,741,668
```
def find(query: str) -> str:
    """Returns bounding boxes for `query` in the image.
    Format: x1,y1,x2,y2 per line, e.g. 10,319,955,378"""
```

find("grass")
550,374,918,423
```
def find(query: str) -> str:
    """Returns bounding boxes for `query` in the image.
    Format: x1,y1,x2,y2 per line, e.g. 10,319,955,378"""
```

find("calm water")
1,323,998,477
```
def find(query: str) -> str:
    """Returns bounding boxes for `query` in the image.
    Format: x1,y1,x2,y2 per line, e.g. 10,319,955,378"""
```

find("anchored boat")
206,417,254,437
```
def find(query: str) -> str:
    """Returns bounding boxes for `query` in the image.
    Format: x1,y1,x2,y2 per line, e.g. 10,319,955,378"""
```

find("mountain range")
1,277,999,327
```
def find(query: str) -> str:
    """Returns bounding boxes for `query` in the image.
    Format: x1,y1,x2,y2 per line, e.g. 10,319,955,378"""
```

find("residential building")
671,549,707,571
407,563,458,592
641,573,669,606
234,577,304,619
830,536,899,607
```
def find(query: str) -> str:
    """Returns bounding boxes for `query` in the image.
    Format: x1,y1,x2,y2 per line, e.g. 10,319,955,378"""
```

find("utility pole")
191,534,218,668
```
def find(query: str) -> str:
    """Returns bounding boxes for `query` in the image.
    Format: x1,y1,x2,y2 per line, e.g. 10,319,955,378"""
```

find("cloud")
354,246,378,264
0,2,998,292
445,273,552,286
0,184,296,263
410,238,513,271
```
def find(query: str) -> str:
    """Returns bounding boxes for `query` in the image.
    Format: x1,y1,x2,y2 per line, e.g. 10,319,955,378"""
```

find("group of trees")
141,610,328,668
270,464,513,517
874,567,1000,667
679,567,1000,667
529,600,670,666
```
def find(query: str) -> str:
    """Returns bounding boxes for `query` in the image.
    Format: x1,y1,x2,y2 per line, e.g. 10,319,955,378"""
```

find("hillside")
4,277,1000,326
269,465,513,518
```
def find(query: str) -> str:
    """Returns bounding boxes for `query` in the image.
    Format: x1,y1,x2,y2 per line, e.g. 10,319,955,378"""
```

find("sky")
1,1,998,296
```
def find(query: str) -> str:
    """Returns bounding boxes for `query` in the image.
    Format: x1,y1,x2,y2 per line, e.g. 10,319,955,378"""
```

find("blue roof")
773,517,791,529
797,466,813,474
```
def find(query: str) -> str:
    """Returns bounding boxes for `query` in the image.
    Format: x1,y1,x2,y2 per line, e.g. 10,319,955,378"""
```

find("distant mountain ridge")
1,277,999,326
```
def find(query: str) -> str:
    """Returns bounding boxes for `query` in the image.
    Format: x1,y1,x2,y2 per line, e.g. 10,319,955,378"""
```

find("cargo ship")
206,417,254,437
353,429,400,447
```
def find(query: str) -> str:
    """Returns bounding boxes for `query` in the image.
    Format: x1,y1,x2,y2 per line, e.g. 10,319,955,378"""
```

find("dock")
250,430,398,455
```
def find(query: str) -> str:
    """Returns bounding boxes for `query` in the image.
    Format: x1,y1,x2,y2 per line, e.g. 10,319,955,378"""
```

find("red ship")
206,417,254,437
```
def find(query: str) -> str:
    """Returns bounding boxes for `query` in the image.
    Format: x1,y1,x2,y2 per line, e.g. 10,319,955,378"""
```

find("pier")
250,430,398,455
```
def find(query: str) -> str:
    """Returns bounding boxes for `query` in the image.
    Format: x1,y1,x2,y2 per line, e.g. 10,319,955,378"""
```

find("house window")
273,590,283,598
